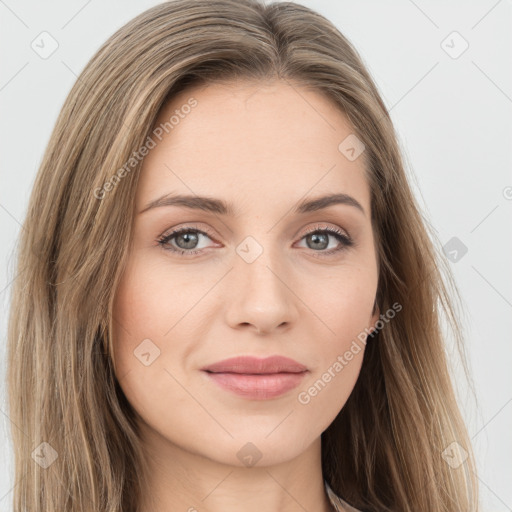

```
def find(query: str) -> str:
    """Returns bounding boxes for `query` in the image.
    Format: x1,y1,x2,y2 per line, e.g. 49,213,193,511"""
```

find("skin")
112,79,380,512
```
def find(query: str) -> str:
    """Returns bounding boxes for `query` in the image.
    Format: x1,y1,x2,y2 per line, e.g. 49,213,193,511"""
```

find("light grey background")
1,1,511,510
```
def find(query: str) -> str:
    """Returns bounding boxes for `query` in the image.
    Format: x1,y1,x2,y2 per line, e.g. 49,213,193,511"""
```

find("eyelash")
156,223,354,259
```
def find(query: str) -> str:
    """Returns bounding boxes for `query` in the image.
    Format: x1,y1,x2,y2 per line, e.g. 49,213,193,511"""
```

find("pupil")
177,232,198,249
309,233,328,250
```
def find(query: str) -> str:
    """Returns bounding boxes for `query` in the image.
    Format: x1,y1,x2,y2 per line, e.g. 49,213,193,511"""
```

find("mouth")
200,355,309,400
202,370,308,400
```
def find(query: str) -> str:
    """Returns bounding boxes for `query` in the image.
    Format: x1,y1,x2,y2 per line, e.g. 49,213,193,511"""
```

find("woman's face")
112,79,379,468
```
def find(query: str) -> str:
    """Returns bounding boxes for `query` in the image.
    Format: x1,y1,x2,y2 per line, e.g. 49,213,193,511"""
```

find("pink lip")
201,355,309,400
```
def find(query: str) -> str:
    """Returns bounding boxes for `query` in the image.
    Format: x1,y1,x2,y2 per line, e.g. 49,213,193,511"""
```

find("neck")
137,424,334,512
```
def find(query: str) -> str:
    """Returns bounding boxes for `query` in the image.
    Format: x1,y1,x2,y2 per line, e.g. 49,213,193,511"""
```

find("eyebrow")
139,192,365,217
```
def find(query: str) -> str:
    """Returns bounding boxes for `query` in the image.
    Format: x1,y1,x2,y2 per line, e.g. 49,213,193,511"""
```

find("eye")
295,224,354,258
157,225,219,255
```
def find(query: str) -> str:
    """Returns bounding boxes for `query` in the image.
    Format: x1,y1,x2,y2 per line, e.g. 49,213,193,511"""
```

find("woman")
6,0,479,510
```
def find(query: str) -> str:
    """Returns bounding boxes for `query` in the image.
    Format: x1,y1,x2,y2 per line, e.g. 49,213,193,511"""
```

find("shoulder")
325,480,363,512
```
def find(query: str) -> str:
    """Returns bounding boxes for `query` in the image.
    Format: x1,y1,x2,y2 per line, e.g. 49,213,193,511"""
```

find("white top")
325,480,362,512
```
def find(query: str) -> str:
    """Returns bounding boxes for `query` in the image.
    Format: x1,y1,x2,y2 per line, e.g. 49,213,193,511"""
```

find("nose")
224,246,300,336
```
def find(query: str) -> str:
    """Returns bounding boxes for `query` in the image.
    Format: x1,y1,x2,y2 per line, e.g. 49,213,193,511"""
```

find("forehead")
137,79,370,217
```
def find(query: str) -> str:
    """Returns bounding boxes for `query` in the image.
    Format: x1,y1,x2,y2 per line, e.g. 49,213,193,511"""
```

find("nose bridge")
225,232,299,333
236,233,289,300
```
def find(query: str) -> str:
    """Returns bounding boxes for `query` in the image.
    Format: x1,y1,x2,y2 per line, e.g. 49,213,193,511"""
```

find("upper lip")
201,355,308,374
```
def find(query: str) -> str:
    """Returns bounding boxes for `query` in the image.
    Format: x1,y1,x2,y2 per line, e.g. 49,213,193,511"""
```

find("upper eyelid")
301,224,349,236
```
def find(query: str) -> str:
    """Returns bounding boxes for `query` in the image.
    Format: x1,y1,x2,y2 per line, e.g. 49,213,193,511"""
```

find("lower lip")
203,371,308,400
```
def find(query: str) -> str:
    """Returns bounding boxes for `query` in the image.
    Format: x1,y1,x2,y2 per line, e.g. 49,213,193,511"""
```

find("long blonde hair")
7,0,479,510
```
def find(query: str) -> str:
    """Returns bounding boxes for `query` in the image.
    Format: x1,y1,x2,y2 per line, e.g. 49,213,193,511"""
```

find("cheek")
306,262,377,344
111,263,190,427
111,259,171,386
111,256,216,412
295,266,376,408
112,256,195,350
113,253,230,340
